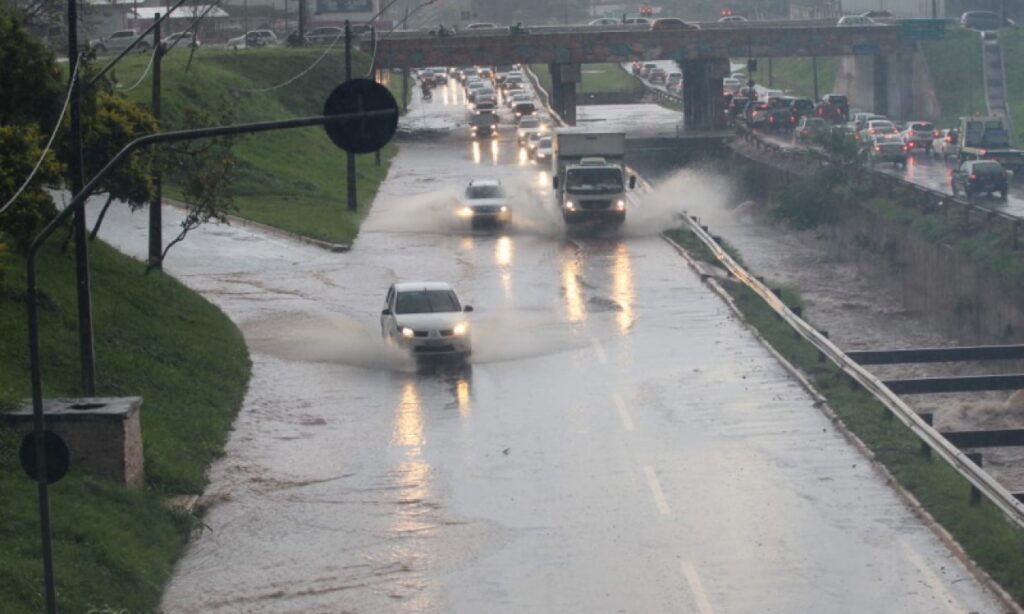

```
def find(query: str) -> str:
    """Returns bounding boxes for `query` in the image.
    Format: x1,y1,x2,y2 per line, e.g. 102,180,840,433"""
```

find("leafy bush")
0,124,61,253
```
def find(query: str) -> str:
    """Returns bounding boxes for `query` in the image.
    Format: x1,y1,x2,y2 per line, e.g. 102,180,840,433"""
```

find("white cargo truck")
551,129,636,225
958,116,1024,172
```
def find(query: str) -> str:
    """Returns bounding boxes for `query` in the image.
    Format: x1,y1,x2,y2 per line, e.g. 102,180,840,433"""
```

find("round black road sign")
20,431,70,484
323,78,399,154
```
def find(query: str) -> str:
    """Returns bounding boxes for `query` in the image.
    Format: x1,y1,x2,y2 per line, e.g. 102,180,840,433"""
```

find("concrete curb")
164,198,351,253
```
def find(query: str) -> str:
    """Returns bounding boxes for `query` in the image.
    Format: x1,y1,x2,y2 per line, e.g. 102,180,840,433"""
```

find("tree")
79,90,159,240
0,124,62,253
147,107,237,272
0,7,63,129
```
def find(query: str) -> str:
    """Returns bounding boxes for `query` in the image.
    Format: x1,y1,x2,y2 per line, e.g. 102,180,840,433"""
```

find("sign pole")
345,20,358,211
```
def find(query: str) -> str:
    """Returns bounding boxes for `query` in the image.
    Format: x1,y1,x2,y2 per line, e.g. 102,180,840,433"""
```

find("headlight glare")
401,327,415,338
453,322,468,336
616,200,626,211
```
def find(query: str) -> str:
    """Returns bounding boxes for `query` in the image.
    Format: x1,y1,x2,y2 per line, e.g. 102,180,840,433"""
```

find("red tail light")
970,173,978,180
874,146,881,152
945,136,952,142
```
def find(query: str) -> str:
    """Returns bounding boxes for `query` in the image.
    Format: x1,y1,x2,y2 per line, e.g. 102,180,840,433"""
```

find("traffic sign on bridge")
900,19,946,41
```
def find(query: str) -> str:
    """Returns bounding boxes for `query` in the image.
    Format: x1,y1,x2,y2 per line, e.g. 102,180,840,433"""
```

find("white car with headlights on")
381,282,473,359
458,179,510,228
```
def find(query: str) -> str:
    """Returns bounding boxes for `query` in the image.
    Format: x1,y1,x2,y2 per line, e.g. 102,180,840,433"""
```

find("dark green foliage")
0,124,62,252
0,7,63,129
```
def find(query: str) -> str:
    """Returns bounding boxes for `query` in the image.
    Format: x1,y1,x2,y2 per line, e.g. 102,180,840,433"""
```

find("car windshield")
565,167,624,194
396,290,461,314
467,184,504,199
910,123,934,131
538,137,551,148
519,118,539,128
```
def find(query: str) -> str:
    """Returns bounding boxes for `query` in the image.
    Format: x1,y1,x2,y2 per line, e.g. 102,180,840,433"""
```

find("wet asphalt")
89,83,1008,612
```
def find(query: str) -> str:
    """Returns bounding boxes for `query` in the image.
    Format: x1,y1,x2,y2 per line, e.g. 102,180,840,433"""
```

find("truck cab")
551,129,636,226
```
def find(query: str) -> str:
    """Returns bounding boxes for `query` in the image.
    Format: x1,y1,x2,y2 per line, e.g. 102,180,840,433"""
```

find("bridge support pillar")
872,54,889,117
682,58,729,131
549,62,580,125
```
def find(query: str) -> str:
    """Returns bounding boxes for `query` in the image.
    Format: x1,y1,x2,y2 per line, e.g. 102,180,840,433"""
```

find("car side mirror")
464,305,474,313
552,176,559,189
381,308,391,316
629,175,637,189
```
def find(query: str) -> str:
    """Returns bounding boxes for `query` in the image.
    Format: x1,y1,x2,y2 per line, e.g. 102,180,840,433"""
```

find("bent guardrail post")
24,109,396,613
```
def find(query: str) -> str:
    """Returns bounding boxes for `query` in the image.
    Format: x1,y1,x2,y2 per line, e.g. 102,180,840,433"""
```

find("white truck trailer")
551,129,636,225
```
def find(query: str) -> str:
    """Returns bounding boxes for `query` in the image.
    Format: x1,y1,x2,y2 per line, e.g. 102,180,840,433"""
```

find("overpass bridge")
365,21,922,127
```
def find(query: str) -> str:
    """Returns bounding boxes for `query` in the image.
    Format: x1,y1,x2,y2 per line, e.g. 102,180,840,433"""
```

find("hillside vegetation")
114,47,404,244
0,239,250,612
0,45,416,613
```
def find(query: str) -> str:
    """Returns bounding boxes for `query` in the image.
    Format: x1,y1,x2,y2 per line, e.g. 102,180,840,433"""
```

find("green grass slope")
115,47,405,244
530,62,646,96
918,28,987,129
0,241,250,612
732,56,840,98
998,29,1024,142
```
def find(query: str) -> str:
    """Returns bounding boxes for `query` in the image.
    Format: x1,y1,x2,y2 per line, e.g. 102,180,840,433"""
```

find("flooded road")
92,84,1009,612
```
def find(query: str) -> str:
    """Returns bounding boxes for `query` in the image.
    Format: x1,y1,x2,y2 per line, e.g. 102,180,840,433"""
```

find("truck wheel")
999,189,1008,201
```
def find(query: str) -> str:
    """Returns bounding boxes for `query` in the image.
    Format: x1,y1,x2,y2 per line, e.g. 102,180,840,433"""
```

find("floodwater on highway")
89,85,1010,612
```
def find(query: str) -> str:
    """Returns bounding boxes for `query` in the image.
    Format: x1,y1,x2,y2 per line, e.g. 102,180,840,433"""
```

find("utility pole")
371,25,381,167
150,15,163,268
67,0,97,398
768,57,773,88
298,0,306,43
812,55,819,102
345,20,357,211
244,0,249,34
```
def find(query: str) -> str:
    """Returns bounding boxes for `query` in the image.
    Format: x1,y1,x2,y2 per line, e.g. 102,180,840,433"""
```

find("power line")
113,43,159,92
0,55,81,217
229,31,348,93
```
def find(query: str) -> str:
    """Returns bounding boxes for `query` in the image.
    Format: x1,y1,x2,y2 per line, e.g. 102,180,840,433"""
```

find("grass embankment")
998,29,1024,142
731,56,840,98
0,241,250,612
665,225,1024,606
918,28,987,128
115,47,405,244
529,62,646,97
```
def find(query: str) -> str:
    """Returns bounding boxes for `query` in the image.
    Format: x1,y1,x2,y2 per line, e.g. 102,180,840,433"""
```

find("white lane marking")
682,562,715,614
591,337,608,364
900,539,964,614
643,465,671,515
613,392,635,432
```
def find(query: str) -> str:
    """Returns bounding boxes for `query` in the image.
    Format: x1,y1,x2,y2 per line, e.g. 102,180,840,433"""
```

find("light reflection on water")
496,235,514,299
612,242,635,334
561,248,586,323
456,377,471,417
392,380,423,450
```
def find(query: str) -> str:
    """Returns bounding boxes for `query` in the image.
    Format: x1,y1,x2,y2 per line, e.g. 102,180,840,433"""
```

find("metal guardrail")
532,63,1024,530
675,209,1024,530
